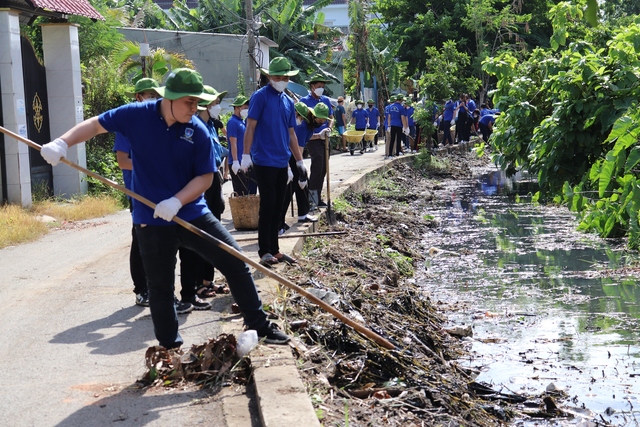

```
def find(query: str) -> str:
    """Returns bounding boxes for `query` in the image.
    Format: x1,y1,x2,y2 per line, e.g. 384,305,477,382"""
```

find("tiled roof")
29,0,104,20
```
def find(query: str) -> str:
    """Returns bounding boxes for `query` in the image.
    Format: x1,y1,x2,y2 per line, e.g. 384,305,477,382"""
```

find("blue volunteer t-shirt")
383,105,390,128
443,100,455,121
479,114,496,126
388,102,405,127
367,107,379,129
405,106,415,126
295,120,314,148
300,93,334,118
196,115,223,167
98,99,215,226
226,114,245,164
113,133,132,190
334,105,346,127
248,85,296,168
468,99,476,113
352,108,369,129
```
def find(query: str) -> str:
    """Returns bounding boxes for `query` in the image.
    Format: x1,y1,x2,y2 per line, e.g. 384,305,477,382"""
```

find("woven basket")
228,193,260,230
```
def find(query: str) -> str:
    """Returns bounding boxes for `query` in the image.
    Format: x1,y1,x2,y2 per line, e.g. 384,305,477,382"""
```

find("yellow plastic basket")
344,130,365,143
363,129,378,142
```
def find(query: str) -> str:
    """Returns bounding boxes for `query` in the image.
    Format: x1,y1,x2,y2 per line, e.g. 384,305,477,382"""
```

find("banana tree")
111,40,195,83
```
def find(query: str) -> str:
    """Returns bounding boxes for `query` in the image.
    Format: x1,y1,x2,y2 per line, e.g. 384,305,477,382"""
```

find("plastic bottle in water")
237,330,258,357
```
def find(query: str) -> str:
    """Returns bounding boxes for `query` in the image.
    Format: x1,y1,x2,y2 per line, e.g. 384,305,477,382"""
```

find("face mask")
357,105,363,109
271,79,288,92
296,117,303,126
368,105,373,109
313,87,324,97
240,109,249,120
208,104,222,119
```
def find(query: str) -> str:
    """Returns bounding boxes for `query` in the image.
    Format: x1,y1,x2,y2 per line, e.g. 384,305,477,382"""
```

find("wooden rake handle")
0,125,395,350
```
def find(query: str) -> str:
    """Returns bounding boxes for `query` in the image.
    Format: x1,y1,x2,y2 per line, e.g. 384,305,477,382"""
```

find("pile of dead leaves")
140,334,250,389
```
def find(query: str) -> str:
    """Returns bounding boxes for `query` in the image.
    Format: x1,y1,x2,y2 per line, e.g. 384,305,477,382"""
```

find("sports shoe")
135,292,149,307
187,296,212,311
317,200,328,208
257,322,291,344
298,214,318,223
175,297,194,315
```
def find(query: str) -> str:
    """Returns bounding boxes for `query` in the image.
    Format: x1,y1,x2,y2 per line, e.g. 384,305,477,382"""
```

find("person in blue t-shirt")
478,114,496,142
480,103,501,117
386,94,408,157
227,95,257,196
350,100,369,131
366,99,380,150
113,78,158,308
335,96,347,151
440,98,455,146
404,101,416,151
41,68,290,348
300,73,334,211
242,57,309,267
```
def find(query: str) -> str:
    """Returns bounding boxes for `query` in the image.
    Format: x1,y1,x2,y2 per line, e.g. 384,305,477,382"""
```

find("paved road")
0,141,395,426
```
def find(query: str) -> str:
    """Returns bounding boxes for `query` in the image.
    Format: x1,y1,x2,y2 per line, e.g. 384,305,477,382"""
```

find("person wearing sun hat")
243,57,308,267
41,67,290,348
300,72,335,210
227,94,256,196
366,99,380,151
386,93,408,158
113,77,160,309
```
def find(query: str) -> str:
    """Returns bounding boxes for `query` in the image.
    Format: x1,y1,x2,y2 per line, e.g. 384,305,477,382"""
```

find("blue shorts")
337,126,345,135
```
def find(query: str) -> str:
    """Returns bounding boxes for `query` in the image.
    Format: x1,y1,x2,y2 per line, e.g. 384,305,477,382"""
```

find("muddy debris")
276,153,585,426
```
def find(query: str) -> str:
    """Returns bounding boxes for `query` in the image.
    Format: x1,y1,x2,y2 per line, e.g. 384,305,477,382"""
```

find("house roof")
28,0,104,20
0,0,104,20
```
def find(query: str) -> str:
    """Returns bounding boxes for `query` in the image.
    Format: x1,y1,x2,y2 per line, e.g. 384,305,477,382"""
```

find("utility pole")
245,0,257,90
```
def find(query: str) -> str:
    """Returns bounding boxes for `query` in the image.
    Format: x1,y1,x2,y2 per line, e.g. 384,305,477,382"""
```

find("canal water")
419,169,640,426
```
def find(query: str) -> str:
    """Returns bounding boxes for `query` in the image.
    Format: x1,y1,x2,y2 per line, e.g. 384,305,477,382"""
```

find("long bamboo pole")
0,126,395,350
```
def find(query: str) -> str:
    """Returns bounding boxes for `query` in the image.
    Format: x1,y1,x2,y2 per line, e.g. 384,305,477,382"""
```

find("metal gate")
21,36,52,198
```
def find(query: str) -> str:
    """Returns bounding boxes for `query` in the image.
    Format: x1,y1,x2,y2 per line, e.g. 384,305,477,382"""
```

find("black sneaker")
135,292,149,307
188,296,212,311
257,322,291,344
317,200,328,208
174,297,194,315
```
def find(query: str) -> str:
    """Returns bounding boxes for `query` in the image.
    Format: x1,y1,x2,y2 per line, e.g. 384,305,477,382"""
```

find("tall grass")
0,205,48,249
0,195,122,249
32,195,122,221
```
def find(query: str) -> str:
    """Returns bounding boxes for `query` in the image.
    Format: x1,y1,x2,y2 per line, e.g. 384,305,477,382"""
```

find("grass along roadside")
0,195,122,249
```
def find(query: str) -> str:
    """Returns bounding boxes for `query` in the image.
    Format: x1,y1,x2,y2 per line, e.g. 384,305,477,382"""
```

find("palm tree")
111,40,195,83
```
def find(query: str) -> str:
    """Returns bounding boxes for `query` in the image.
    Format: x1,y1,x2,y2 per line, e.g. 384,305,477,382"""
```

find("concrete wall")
118,28,277,105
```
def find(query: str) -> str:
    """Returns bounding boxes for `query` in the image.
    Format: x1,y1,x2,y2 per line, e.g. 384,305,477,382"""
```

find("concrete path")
0,140,414,426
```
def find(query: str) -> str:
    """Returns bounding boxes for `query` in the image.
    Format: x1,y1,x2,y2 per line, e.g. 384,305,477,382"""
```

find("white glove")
386,127,390,133
287,167,294,184
298,179,308,189
320,127,331,137
41,138,68,166
240,154,253,173
403,127,410,135
450,119,456,126
231,161,240,175
153,196,182,221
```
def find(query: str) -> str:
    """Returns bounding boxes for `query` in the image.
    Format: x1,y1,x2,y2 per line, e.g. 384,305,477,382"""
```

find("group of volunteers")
39,57,333,350
435,93,500,146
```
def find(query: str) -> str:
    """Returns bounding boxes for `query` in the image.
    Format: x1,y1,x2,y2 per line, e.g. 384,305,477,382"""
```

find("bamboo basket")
228,193,260,230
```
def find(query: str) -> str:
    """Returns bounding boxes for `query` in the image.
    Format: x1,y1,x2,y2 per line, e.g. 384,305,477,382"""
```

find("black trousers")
254,164,288,257
306,139,326,193
282,155,310,225
390,126,403,156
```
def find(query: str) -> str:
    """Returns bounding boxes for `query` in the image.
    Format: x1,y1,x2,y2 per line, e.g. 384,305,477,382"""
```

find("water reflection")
420,169,640,425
